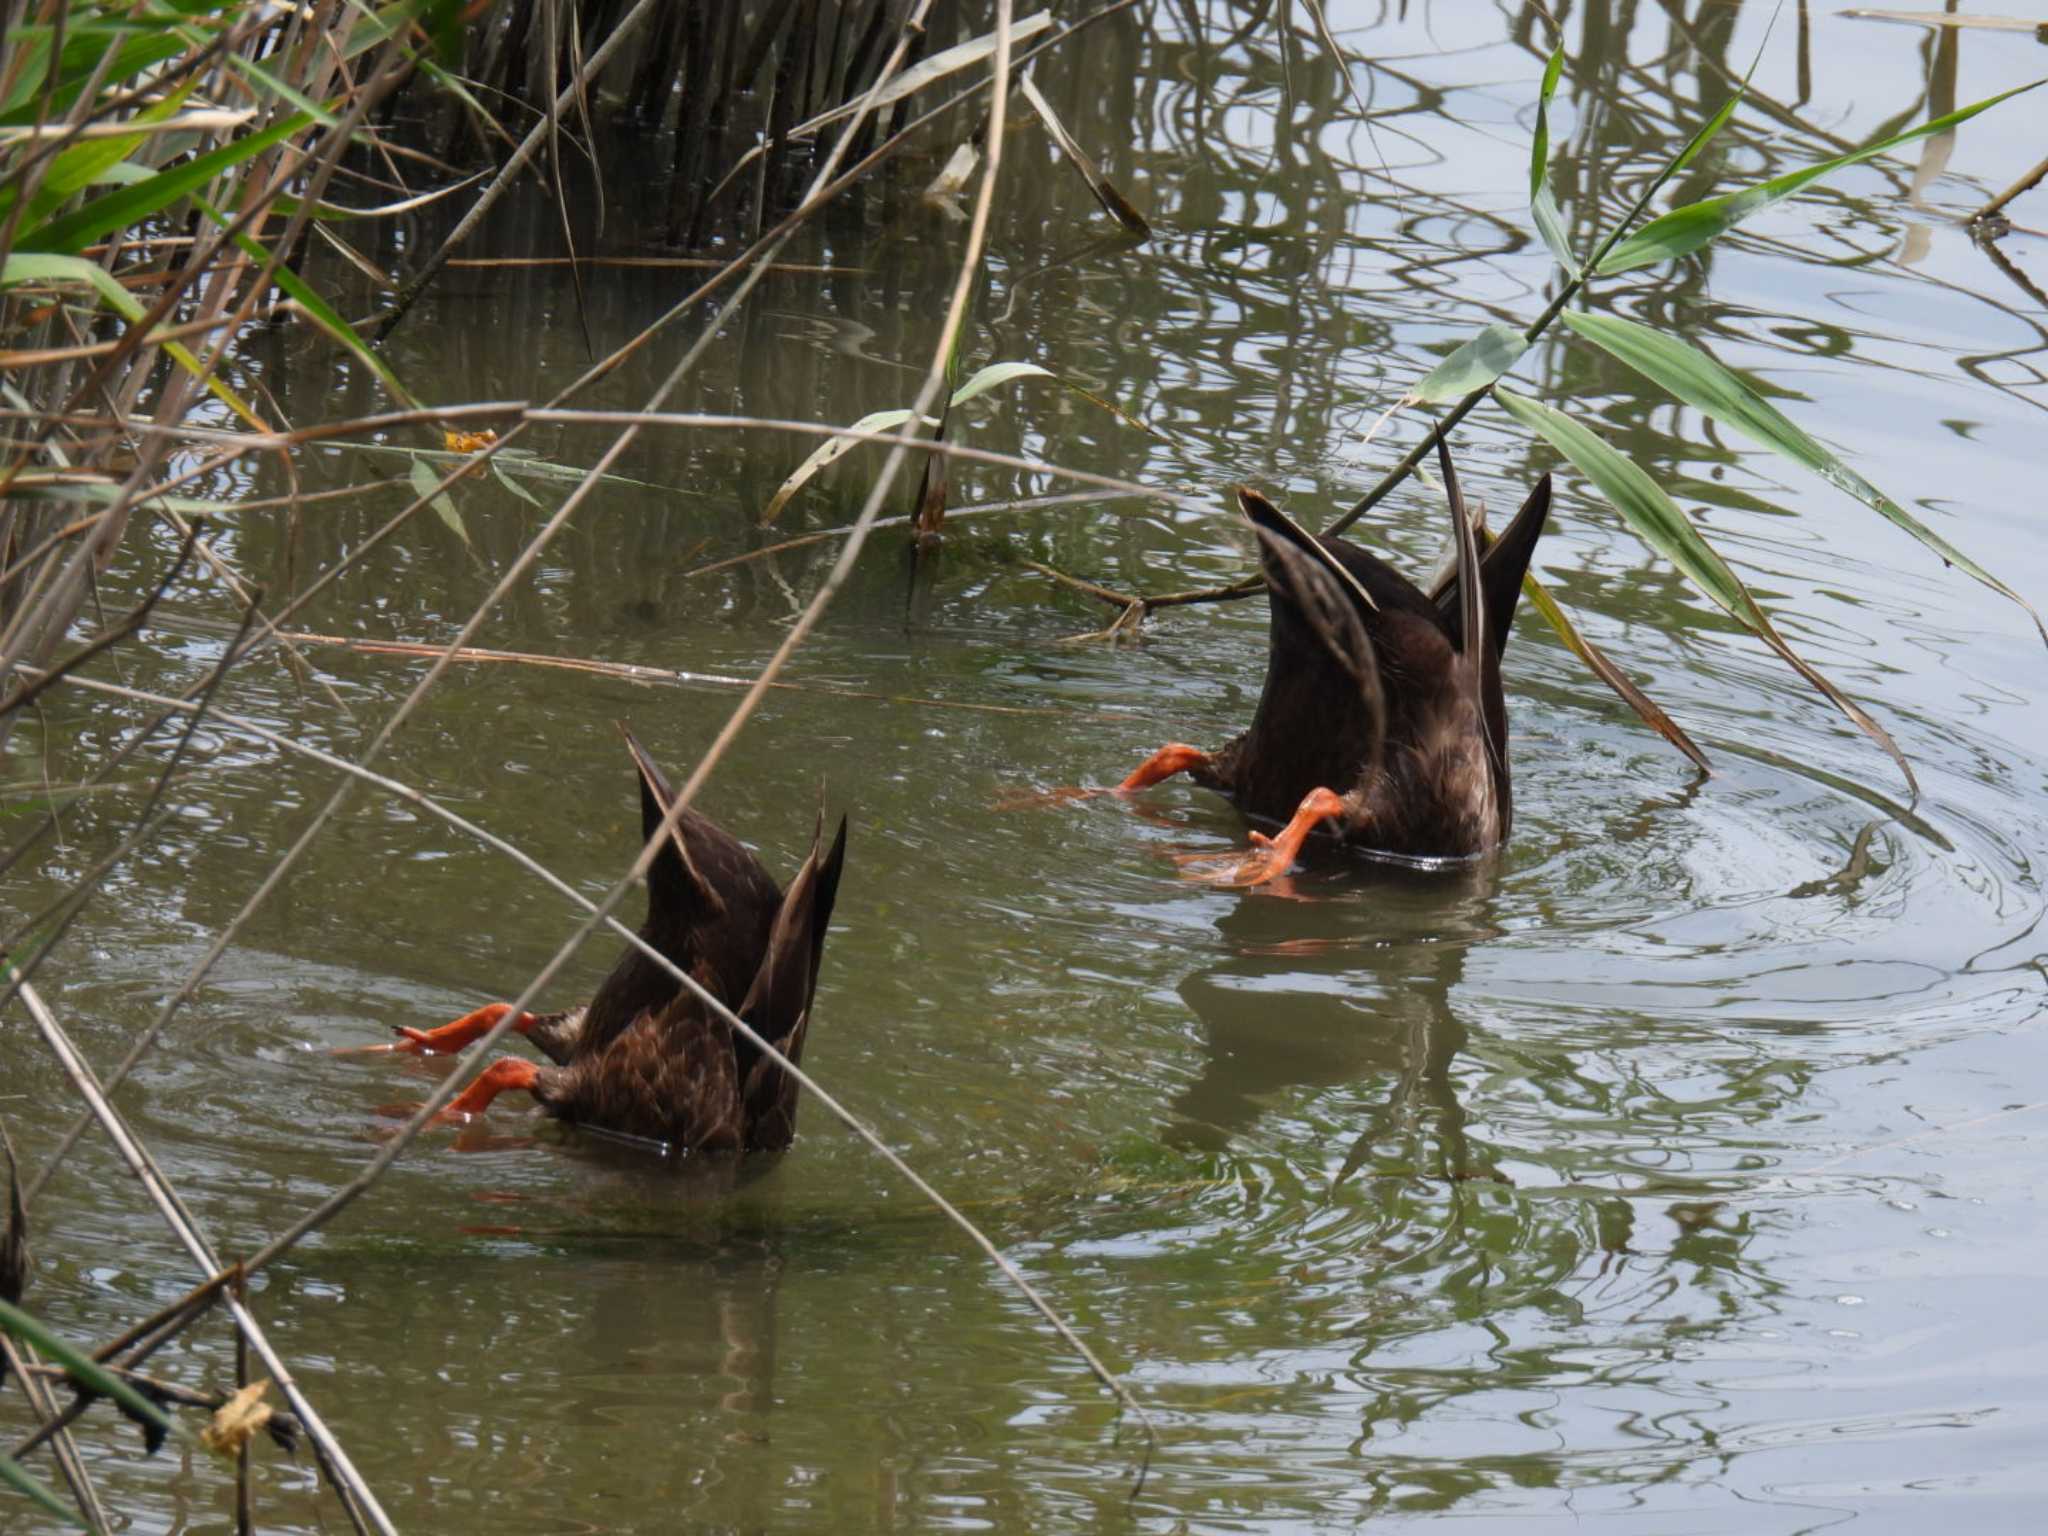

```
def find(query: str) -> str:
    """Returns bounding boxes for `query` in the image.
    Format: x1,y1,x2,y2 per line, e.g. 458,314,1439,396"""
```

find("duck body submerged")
1118,443,1550,879
371,727,847,1155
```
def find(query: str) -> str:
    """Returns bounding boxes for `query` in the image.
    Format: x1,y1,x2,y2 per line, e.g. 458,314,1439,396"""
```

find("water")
6,4,2048,1532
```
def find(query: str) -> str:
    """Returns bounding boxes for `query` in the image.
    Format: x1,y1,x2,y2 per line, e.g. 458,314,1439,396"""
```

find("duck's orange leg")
997,742,1215,810
339,1002,540,1057
437,1058,540,1122
1177,788,1347,887
1116,742,1215,792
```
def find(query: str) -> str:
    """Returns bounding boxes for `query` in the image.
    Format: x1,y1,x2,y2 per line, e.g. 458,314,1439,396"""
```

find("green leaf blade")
0,1449,88,1528
1528,46,1577,275
1495,385,1914,790
949,361,1053,406
1408,323,1532,406
0,1296,179,1444
20,109,314,254
1562,310,2043,642
407,458,469,548
1598,78,2044,274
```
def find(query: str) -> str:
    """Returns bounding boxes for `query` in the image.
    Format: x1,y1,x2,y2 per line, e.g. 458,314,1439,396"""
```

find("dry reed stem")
10,978,395,1532
378,0,663,335
0,1332,111,1531
679,488,1118,577
4,2,1160,1502
270,632,1146,723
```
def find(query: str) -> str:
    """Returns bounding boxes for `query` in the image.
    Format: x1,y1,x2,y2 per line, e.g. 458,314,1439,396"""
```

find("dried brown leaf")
201,1379,273,1457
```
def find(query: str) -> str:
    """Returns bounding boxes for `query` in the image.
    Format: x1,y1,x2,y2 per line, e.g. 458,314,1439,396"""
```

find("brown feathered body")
1199,468,1550,858
517,733,847,1153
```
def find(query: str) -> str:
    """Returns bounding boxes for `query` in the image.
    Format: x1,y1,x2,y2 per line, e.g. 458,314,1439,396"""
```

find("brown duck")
1117,440,1550,884
362,726,848,1153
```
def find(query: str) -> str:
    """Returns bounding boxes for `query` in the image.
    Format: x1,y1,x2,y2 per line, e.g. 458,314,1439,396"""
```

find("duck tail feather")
618,721,726,918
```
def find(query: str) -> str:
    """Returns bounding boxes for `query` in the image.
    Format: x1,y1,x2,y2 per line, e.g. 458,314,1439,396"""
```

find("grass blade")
1598,78,2044,274
760,408,920,526
3,82,198,226
2,253,268,431
196,197,419,409
1496,385,1914,791
863,12,1053,113
0,27,185,123
1408,323,1530,405
760,365,1054,526
0,1450,87,1529
1563,310,2043,643
948,360,1054,405
407,457,469,548
1019,68,1149,237
0,1296,180,1445
1529,46,1576,275
20,109,314,253
1522,571,1712,772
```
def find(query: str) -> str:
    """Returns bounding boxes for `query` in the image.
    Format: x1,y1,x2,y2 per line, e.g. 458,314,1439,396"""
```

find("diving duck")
359,726,848,1153
1117,440,1550,884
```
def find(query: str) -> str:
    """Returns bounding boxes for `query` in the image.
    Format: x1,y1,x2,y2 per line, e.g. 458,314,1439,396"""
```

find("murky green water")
8,4,2048,1532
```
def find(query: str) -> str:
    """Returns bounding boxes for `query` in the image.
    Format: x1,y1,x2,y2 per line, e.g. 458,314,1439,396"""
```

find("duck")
1115,439,1550,884
358,725,848,1153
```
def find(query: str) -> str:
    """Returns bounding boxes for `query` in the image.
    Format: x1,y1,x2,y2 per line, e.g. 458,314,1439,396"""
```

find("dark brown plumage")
1116,441,1550,882
365,726,847,1154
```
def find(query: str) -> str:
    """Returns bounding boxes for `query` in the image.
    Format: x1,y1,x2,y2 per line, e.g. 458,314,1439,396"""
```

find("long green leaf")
195,196,417,409
1408,323,1531,405
0,1296,179,1443
407,457,470,548
1529,46,1576,275
1496,385,1914,791
0,253,267,429
6,81,199,227
0,28,187,124
1599,79,2044,273
1522,570,1712,772
19,109,314,253
0,1450,86,1528
1562,310,2043,643
759,363,1059,525
950,360,1053,405
224,54,339,125
759,408,921,526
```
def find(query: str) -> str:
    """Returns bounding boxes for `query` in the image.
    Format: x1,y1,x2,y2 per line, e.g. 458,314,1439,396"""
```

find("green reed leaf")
1496,385,1914,791
1598,78,2044,274
949,361,1054,405
10,80,197,227
1521,570,1712,773
1,253,267,429
0,1449,86,1528
1529,46,1576,275
0,1296,179,1445
20,109,313,253
1562,310,2044,644
195,196,417,410
407,458,469,548
1408,323,1531,405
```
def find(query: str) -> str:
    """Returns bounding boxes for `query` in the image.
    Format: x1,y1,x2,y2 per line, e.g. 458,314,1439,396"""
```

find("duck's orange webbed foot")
1173,787,1347,888
996,743,1215,810
431,1058,540,1124
338,1002,539,1057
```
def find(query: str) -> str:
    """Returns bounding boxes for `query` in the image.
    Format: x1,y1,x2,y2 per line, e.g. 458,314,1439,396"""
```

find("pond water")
7,3,2048,1532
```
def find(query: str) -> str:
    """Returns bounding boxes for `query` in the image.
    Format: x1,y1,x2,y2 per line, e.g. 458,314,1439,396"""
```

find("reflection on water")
6,2,2048,1532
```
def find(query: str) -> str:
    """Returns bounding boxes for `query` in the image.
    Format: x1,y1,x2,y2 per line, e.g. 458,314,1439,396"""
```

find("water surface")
7,4,2048,1532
